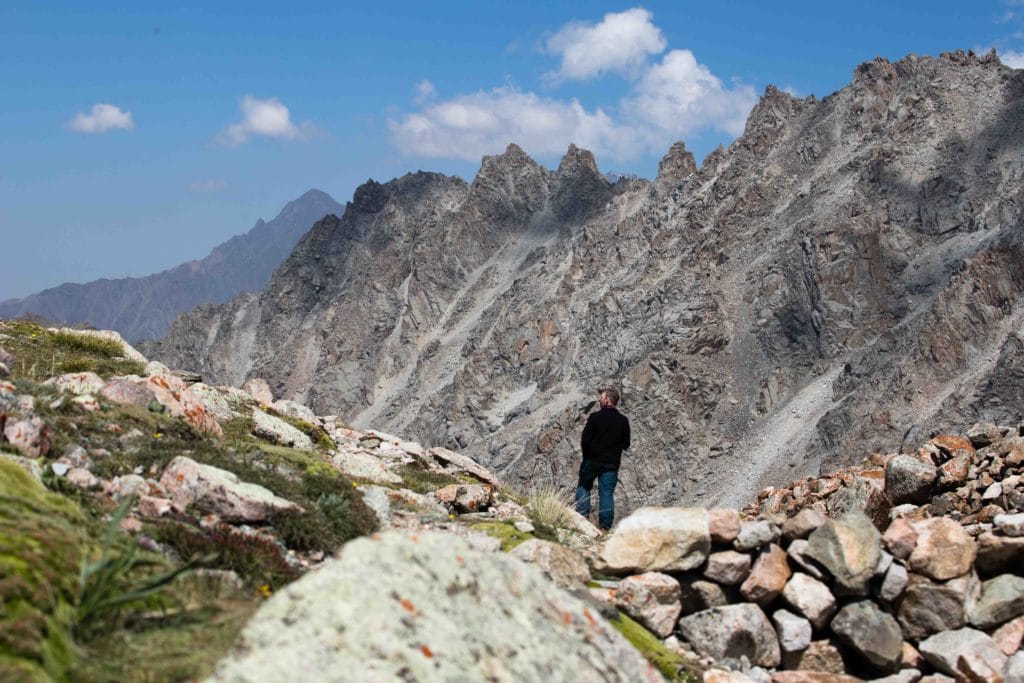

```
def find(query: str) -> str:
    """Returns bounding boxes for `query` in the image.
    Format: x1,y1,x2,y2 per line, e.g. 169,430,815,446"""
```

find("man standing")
575,387,630,531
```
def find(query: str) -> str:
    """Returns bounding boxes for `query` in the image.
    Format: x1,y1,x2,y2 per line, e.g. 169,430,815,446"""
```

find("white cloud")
389,87,639,162
1001,49,1024,67
624,49,758,139
414,79,436,104
188,179,229,192
544,7,666,81
67,103,134,133
218,96,314,145
390,48,757,163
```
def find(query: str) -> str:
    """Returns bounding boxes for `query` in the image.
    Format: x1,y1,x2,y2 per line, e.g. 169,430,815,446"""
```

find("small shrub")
154,522,299,590
269,507,337,553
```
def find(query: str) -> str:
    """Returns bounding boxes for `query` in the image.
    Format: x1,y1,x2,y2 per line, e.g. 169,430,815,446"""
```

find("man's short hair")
601,388,620,405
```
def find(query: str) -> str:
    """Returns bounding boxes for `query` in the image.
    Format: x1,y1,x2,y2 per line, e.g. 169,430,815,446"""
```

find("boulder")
147,376,223,438
704,550,752,585
826,476,891,531
975,531,1024,575
682,580,729,612
734,520,779,551
709,508,741,543
242,377,274,404
968,574,1024,629
918,628,1008,682
270,399,317,424
781,639,845,674
885,455,936,505
781,573,836,630
770,674,861,683
206,531,662,683
740,544,791,606
908,517,976,580
45,371,105,395
427,447,501,487
882,517,918,560
186,383,235,422
433,484,493,513
159,456,299,523
878,561,909,603
251,409,314,451
509,539,590,590
612,572,683,638
992,615,1024,655
100,377,157,408
938,453,971,487
786,539,826,580
1007,651,1024,683
994,512,1024,537
830,601,903,673
331,447,402,485
771,609,812,654
781,509,827,542
806,512,881,595
897,571,980,642
600,507,710,574
3,417,51,458
678,603,781,668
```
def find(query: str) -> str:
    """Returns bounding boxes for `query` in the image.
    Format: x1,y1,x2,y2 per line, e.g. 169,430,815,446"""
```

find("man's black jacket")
581,406,631,470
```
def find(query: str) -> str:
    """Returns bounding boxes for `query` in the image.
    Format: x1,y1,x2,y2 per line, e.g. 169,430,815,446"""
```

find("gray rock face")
206,531,662,683
918,628,1008,681
969,573,1024,629
898,571,981,642
508,539,590,590
885,455,937,505
678,603,781,668
2,190,343,342
806,512,881,595
149,52,1024,512
830,600,903,673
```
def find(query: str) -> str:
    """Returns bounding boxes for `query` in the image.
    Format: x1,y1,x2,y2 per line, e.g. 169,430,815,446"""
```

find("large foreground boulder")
206,531,661,682
600,507,710,573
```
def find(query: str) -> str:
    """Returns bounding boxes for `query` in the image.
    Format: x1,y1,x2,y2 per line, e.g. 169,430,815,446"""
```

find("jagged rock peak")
477,143,542,177
556,143,602,178
655,141,697,187
351,179,389,214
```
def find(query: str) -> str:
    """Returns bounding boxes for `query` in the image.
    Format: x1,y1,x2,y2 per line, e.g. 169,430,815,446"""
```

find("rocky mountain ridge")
0,189,343,342
149,50,1024,514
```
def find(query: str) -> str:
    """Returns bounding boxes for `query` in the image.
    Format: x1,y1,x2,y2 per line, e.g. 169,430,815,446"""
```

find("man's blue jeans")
575,460,618,530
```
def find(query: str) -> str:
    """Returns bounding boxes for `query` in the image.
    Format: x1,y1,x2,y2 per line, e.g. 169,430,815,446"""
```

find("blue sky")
2,1,1023,300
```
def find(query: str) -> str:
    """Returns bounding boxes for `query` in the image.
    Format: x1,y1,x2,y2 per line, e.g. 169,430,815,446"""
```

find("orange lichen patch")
409,535,420,543
399,598,417,615
562,611,572,626
455,555,465,565
420,644,433,659
583,608,598,629
931,435,975,457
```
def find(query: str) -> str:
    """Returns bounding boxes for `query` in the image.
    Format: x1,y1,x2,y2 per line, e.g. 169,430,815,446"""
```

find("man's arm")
581,413,596,459
622,416,631,452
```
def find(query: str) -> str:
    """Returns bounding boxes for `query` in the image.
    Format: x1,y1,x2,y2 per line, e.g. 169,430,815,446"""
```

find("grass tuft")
47,331,124,359
526,486,577,535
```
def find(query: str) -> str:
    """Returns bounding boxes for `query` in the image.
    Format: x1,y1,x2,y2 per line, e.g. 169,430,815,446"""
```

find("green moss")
0,459,89,682
609,613,701,683
468,521,535,552
262,408,336,451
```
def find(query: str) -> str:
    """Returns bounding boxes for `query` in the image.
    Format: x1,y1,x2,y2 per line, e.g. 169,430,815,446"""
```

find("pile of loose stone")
584,427,1024,682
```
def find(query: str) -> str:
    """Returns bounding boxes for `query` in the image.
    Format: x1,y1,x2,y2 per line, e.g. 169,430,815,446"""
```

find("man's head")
599,387,620,407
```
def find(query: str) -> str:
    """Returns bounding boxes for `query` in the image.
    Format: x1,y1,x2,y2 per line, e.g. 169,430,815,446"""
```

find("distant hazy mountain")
0,189,343,342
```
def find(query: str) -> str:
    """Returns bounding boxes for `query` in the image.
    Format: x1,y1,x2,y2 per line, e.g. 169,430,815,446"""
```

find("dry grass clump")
526,486,577,534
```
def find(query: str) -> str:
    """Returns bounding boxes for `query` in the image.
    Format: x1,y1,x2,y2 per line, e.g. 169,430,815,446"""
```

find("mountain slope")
0,189,343,342
149,51,1024,510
